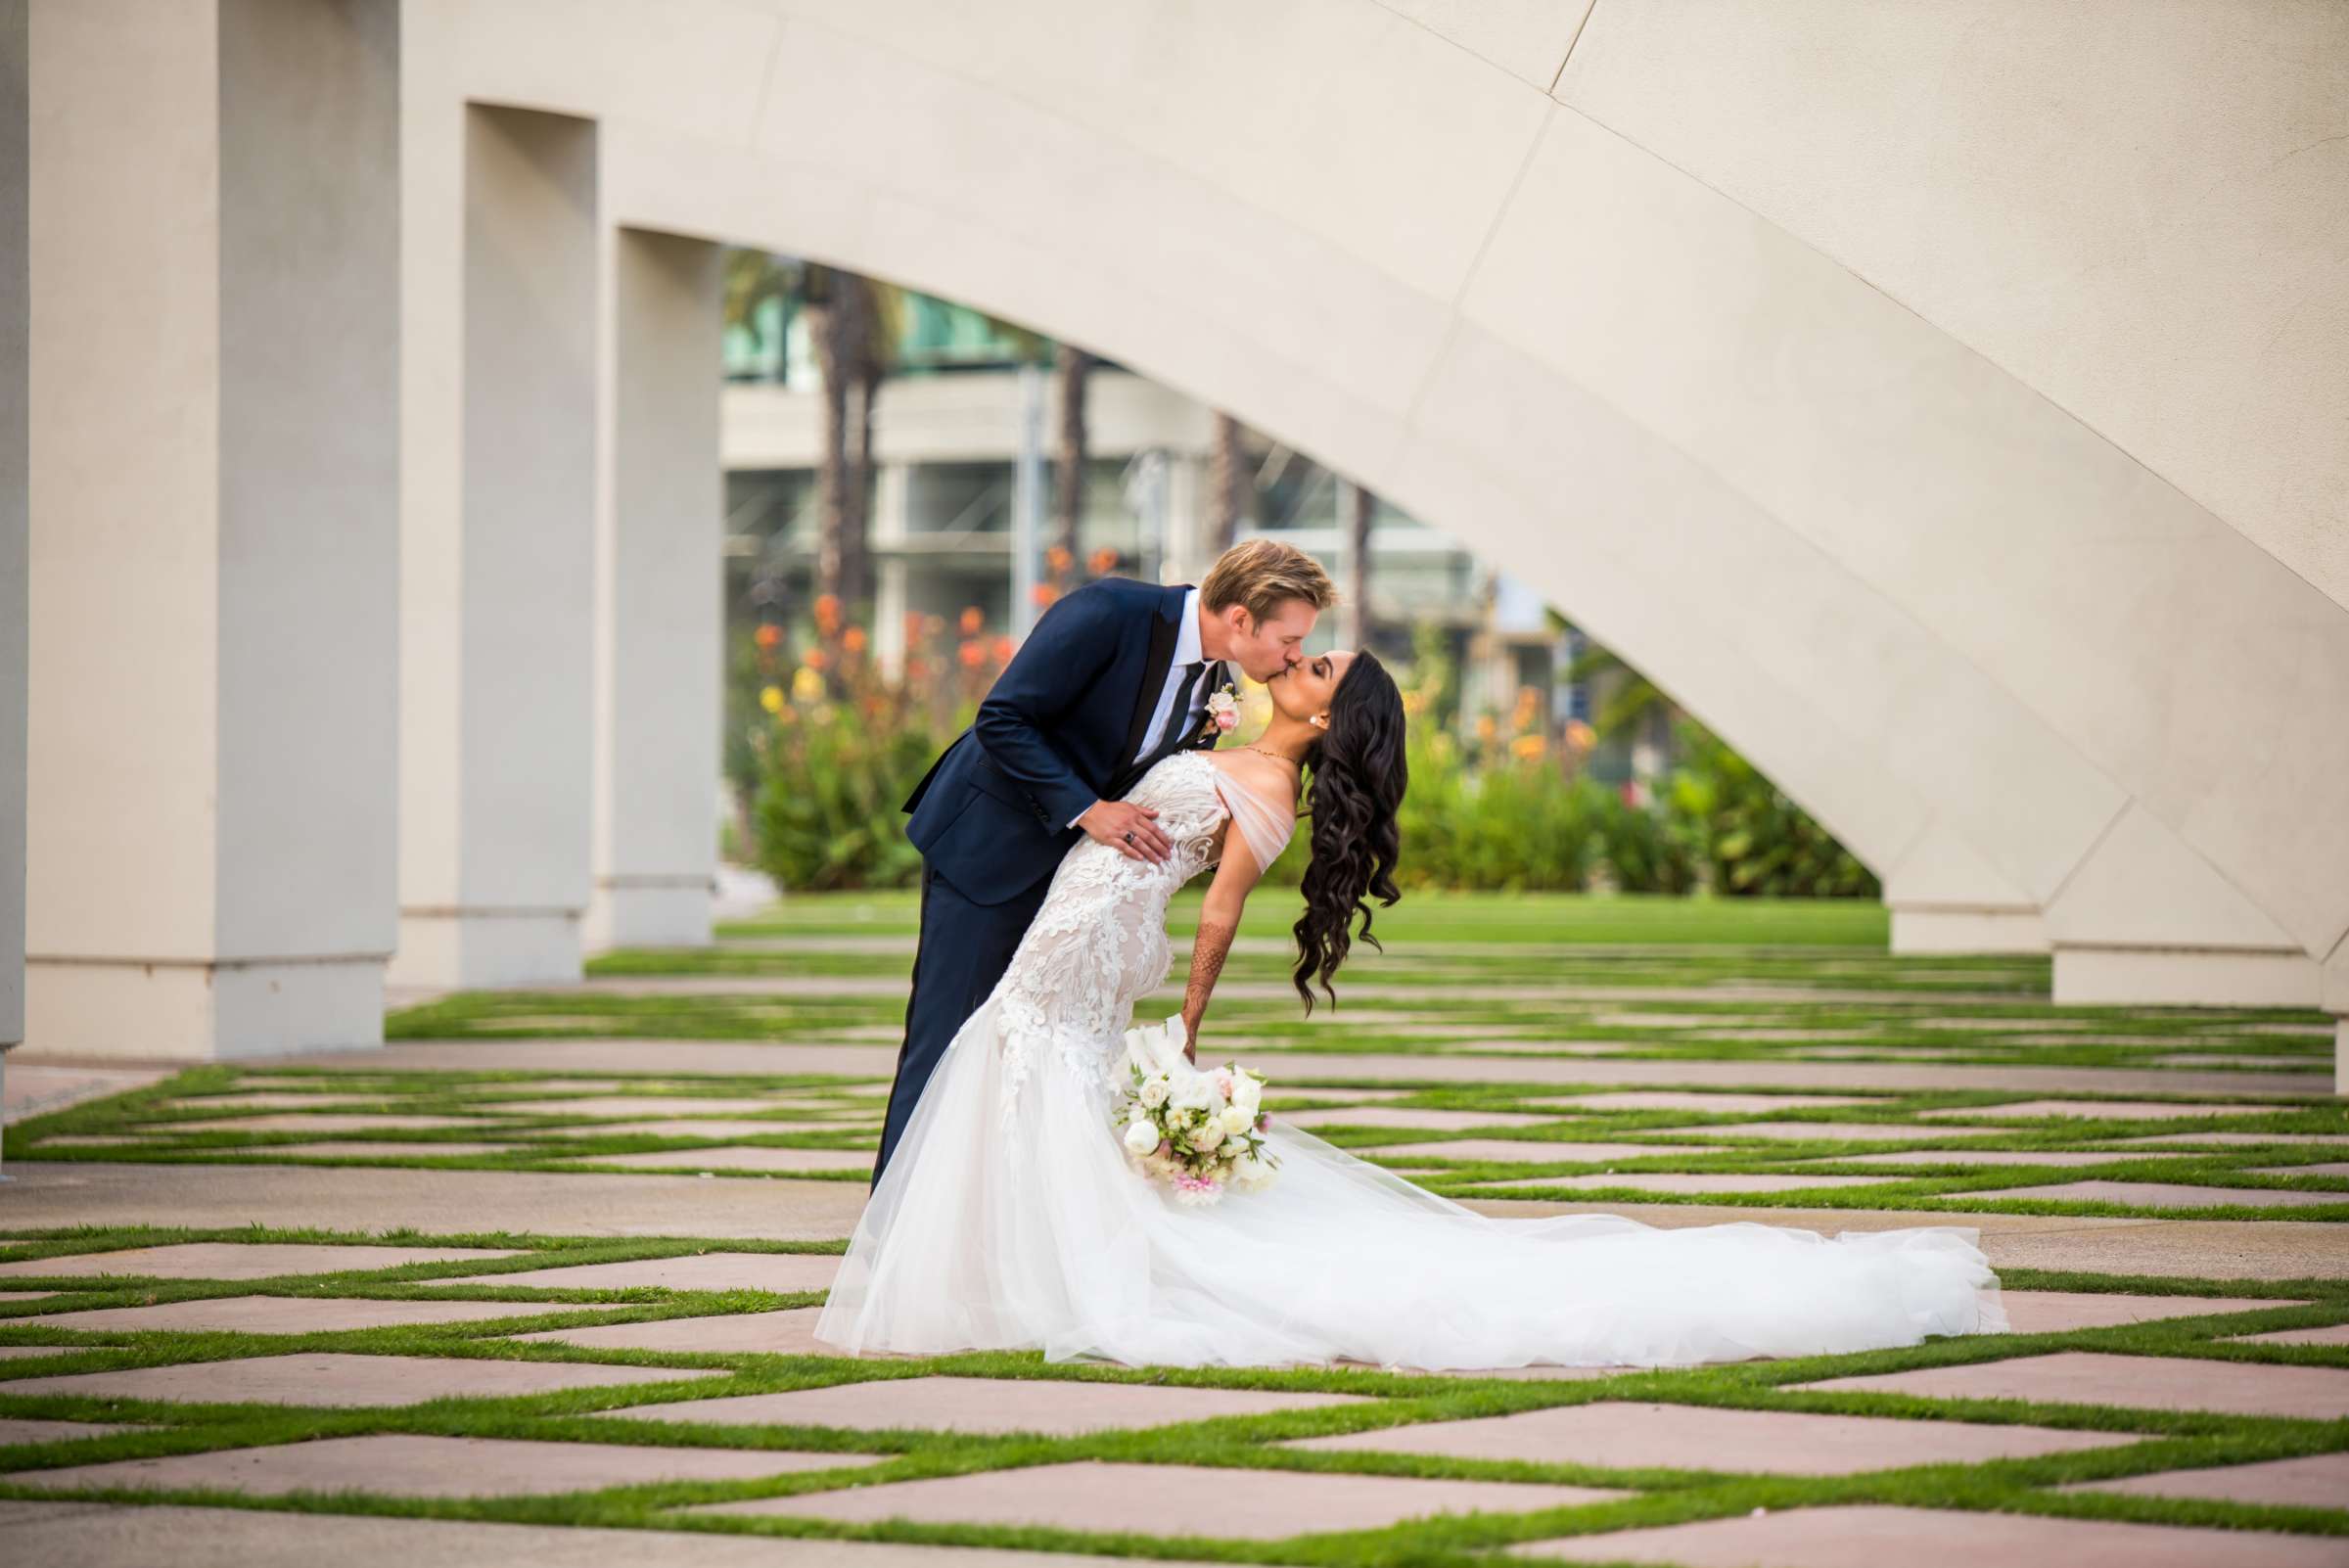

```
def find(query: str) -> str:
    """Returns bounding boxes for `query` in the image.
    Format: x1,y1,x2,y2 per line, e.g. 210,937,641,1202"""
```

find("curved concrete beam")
407,1,2346,1018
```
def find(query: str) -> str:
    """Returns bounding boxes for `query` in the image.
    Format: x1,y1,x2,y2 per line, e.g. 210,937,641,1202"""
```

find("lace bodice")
993,751,1284,1122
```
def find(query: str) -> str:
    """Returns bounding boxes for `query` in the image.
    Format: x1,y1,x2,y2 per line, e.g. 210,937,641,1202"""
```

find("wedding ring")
1124,831,1135,844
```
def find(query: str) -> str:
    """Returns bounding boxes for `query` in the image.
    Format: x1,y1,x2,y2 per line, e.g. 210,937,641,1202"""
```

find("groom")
871,538,1339,1187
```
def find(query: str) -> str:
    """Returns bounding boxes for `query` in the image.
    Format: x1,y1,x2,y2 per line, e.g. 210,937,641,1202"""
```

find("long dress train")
813,749,2005,1370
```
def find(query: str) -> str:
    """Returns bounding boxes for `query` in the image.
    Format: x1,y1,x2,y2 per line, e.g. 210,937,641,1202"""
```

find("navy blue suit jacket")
903,577,1222,907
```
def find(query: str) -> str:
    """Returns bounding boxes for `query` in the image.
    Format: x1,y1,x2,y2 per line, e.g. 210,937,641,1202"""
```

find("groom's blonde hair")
1200,538,1337,624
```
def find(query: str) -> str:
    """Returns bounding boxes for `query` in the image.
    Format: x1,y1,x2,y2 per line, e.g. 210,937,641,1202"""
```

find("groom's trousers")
870,858,1052,1190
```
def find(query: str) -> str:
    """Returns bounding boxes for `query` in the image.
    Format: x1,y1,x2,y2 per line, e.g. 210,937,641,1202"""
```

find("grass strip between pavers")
0,1225,2345,1558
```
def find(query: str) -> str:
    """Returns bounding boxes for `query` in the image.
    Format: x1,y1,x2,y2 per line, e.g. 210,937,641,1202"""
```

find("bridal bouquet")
1109,1013,1279,1206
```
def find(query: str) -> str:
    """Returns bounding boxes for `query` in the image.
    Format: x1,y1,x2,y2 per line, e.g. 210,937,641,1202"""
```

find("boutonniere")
1198,681,1239,744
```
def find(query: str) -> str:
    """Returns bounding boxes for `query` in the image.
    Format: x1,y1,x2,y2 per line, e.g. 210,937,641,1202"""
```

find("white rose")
1122,1119,1160,1155
1189,1123,1225,1152
1219,1105,1251,1134
1232,1072,1263,1117
1137,1078,1170,1109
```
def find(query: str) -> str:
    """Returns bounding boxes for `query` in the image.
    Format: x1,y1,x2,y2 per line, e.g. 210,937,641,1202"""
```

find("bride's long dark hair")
1293,649,1405,1012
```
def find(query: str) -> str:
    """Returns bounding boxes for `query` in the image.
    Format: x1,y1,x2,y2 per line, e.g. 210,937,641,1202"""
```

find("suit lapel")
1186,661,1229,750
1119,586,1187,767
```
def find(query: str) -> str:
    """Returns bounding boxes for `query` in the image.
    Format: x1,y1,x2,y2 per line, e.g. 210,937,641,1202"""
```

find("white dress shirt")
1133,586,1208,762
1068,586,1210,827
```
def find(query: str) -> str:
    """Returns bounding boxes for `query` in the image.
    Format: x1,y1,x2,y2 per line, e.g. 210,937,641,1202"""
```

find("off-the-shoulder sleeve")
1208,765,1297,878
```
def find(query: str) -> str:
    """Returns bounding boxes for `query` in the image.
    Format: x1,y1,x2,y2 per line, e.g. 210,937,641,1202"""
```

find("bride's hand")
1182,1025,1199,1065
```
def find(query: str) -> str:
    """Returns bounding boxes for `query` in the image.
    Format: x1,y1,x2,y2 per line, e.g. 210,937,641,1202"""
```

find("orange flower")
753,623,782,651
842,625,869,654
1564,719,1595,751
991,635,1014,665
1045,544,1074,575
1031,583,1058,608
904,656,929,681
959,606,984,635
1511,733,1547,761
1087,546,1120,576
903,612,926,645
813,594,842,635
804,647,829,671
957,639,986,669
1475,715,1498,742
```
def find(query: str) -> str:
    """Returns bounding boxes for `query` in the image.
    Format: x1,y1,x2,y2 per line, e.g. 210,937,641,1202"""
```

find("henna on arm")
1181,913,1241,1059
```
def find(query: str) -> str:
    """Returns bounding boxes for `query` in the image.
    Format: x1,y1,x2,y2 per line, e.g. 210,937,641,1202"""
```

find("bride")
814,648,2005,1370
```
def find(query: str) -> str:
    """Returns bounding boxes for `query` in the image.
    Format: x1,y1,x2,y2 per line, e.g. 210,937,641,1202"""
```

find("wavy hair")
1292,649,1405,1012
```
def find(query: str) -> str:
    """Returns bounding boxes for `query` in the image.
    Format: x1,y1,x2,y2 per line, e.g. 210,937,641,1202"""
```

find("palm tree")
720,250,801,380
1208,412,1247,554
1346,482,1374,647
1052,344,1092,584
804,263,875,613
1563,637,1673,742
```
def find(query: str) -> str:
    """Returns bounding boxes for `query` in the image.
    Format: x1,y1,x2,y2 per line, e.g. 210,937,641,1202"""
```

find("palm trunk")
1052,345,1090,581
809,269,876,614
847,356,880,612
1208,411,1245,554
1348,483,1374,647
806,268,852,612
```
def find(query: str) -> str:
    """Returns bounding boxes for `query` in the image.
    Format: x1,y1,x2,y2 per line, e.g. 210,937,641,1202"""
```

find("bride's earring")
1310,713,1329,729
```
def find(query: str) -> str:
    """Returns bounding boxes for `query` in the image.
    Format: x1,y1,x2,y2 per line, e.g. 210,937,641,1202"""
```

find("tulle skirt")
813,992,2007,1370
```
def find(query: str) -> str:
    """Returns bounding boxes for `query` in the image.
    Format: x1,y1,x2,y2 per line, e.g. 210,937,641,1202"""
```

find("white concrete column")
26,0,400,1059
1,0,23,1124
1883,822,2049,956
392,104,598,988
582,227,722,953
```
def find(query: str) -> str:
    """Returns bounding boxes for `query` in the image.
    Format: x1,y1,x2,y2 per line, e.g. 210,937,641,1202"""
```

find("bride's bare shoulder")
1209,748,1301,803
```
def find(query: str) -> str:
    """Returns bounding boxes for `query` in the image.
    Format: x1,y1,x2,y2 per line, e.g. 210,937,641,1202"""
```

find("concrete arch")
18,1,2345,1075
405,0,2348,1011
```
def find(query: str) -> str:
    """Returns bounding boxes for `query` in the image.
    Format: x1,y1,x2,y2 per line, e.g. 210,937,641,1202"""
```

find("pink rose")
1215,710,1238,731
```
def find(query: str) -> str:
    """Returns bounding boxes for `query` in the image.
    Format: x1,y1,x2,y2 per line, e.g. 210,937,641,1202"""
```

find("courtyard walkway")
3,892,2343,1565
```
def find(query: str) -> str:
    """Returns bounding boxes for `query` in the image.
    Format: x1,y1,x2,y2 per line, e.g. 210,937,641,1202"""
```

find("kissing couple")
815,538,2004,1372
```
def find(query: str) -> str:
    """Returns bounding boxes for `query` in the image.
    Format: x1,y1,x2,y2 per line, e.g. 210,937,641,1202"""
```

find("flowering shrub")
728,596,1874,899
735,601,1013,892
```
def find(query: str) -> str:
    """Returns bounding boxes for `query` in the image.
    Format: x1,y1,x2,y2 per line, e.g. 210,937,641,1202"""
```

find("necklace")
1235,743,1303,768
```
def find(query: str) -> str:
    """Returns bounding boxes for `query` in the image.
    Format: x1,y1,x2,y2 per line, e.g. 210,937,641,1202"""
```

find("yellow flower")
1511,733,1547,761
759,685,784,714
791,667,824,702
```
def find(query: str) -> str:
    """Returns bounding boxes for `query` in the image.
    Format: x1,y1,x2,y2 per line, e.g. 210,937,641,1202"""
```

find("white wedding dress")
814,749,2005,1370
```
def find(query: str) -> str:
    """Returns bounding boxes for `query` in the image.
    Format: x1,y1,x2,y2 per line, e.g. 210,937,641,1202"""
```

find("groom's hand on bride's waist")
1078,801,1174,864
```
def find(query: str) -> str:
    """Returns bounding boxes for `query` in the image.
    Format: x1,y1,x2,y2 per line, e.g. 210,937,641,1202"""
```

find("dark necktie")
1161,660,1208,754
1115,660,1210,800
